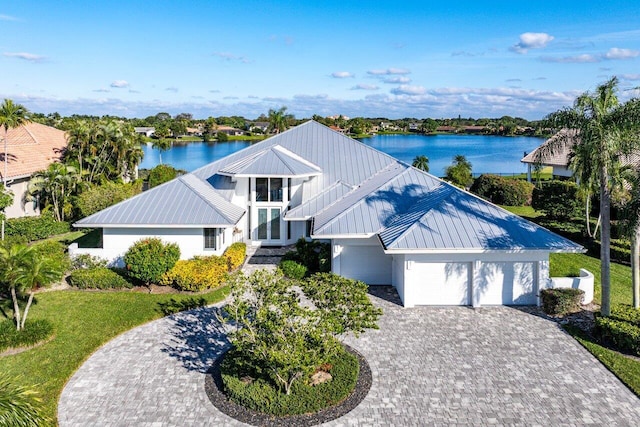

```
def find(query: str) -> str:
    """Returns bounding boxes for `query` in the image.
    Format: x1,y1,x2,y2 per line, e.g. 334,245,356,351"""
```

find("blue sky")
2,1,640,120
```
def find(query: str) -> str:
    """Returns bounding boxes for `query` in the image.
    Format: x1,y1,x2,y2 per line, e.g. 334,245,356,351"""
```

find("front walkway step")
241,245,294,274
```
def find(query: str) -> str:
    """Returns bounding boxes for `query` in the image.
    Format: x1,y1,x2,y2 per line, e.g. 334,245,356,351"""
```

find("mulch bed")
204,345,372,426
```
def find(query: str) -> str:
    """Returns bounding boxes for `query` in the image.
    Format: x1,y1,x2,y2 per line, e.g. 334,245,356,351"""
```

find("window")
255,177,285,202
204,228,217,250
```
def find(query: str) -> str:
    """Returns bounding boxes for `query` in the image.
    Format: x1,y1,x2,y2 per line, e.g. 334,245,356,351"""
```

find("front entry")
256,206,283,245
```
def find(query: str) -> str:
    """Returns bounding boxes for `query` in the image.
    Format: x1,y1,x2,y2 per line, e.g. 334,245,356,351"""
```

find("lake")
139,133,544,176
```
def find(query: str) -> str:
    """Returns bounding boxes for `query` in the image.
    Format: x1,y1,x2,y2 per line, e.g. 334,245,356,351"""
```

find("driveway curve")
59,288,640,426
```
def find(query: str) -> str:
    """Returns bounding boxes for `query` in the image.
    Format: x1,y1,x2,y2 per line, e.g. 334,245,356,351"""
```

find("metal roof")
285,180,354,220
218,145,322,177
74,175,244,228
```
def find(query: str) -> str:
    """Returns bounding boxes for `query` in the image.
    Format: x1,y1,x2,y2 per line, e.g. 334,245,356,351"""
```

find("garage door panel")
340,245,391,285
412,262,470,305
479,262,536,305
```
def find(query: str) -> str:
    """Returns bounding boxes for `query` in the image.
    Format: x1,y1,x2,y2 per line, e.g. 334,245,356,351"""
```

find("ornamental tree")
222,270,382,395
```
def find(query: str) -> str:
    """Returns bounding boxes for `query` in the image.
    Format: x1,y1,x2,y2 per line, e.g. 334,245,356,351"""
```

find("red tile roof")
1,122,68,180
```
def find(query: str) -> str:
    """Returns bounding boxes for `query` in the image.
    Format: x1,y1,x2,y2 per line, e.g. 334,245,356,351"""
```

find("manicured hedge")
532,180,583,220
123,238,180,285
161,255,229,292
5,212,70,242
0,319,54,352
223,242,246,270
540,288,584,315
221,345,358,416
278,260,307,279
67,267,133,290
595,314,640,357
470,174,534,206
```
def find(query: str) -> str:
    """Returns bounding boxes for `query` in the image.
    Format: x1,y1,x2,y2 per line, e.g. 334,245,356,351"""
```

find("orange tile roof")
1,122,68,180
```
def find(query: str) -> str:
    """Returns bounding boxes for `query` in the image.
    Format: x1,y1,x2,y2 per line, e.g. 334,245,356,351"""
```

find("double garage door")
410,261,537,306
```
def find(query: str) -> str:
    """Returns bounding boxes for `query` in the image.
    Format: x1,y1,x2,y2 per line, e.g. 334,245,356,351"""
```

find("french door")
256,207,282,244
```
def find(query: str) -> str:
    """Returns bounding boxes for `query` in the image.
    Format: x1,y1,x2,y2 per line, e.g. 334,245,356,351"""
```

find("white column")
471,260,482,308
332,243,343,275
537,259,550,307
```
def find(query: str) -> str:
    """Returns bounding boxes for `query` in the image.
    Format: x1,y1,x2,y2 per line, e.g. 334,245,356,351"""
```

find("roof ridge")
179,174,235,224
272,145,322,171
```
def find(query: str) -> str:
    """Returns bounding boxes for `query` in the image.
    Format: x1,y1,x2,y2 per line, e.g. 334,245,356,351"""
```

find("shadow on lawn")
160,306,231,373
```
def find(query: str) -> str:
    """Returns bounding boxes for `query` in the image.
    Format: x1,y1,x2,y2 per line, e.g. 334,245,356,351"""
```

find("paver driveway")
59,287,640,426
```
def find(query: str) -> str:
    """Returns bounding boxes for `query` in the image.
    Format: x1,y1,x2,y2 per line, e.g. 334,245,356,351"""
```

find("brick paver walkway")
59,287,640,426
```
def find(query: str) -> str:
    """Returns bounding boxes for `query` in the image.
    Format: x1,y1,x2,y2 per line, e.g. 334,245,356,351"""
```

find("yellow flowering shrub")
161,255,229,292
223,242,246,271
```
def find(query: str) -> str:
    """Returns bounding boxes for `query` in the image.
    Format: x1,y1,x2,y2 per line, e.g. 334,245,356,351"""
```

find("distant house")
436,126,457,133
409,123,422,132
216,125,244,136
72,121,583,308
463,125,486,134
521,129,640,182
1,123,68,218
329,125,347,134
186,127,203,137
134,127,155,137
249,122,270,133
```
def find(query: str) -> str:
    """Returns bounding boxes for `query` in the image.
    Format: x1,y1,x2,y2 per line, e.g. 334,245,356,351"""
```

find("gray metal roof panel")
74,177,244,227
285,180,354,220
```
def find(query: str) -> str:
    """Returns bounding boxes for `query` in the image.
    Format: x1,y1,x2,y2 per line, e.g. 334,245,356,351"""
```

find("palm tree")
267,107,292,134
0,99,30,240
412,155,430,172
445,154,473,188
28,163,79,221
14,252,62,330
620,166,640,308
542,77,640,316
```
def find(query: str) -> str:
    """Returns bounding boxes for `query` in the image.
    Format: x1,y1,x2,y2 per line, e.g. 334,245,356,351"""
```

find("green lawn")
0,287,229,425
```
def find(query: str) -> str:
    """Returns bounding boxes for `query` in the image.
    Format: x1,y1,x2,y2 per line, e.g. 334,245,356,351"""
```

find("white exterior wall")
552,165,573,178
549,268,594,304
395,252,550,307
5,177,39,218
70,227,231,267
332,237,392,285
391,255,406,304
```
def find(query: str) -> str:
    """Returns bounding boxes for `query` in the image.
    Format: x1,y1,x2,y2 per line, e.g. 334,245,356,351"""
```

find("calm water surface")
140,134,543,176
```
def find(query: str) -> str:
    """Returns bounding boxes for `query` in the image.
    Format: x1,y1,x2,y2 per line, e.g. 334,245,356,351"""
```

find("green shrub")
540,288,584,315
223,242,246,270
148,164,181,188
293,238,331,273
0,319,54,352
595,314,640,357
71,253,108,270
278,260,307,279
5,212,70,242
221,345,358,416
30,240,71,280
156,297,208,316
0,374,49,426
470,174,534,206
609,304,640,327
532,180,584,220
123,238,180,285
67,267,133,289
216,131,229,142
76,181,142,218
160,255,228,291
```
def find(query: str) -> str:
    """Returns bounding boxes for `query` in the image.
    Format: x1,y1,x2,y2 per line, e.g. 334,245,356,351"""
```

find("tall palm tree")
620,166,640,308
412,155,430,172
0,99,30,240
542,77,640,316
28,163,79,221
267,107,292,134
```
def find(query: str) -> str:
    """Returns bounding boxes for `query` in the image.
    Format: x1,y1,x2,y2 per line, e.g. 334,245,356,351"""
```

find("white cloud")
93,88,110,93
603,47,640,60
3,52,46,62
510,32,554,54
209,89,221,93
0,14,19,21
390,85,426,95
165,87,178,92
350,84,379,91
110,80,129,88
540,54,599,63
331,71,355,78
383,76,411,84
367,68,411,76
223,96,239,100
621,74,640,81
212,52,251,63
506,78,522,82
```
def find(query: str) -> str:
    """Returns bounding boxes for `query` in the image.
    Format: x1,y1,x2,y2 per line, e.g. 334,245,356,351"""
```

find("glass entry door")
257,207,282,243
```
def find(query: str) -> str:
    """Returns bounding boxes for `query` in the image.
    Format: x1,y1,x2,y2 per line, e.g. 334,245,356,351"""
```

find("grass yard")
0,287,229,425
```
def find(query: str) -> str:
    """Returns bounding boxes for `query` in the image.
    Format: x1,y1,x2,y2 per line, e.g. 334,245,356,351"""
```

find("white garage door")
411,262,471,305
340,245,391,285
479,262,537,305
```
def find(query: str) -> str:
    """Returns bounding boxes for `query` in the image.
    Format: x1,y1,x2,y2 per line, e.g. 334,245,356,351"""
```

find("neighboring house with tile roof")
1,122,68,218
521,129,640,182
72,121,585,307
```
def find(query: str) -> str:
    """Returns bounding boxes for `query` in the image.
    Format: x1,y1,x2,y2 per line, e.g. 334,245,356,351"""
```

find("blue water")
140,134,543,176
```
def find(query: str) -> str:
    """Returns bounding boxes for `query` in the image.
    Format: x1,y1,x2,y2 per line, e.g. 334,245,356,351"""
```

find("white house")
1,122,68,218
134,127,156,138
72,121,585,307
